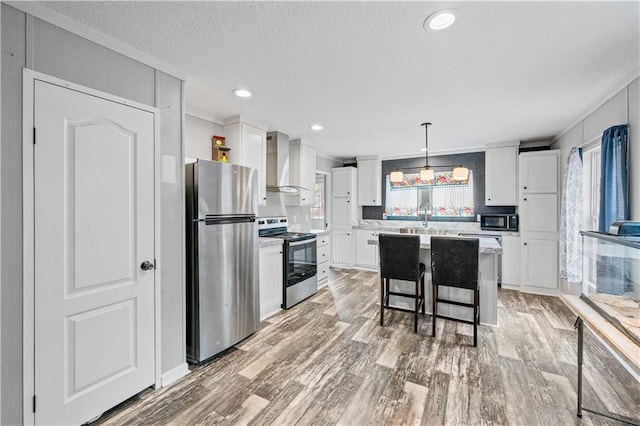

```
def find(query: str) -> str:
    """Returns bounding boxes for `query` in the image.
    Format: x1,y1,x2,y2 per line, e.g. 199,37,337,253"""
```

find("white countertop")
259,237,283,248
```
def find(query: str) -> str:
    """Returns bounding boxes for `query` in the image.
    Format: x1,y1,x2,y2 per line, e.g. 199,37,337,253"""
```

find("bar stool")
430,236,480,347
378,234,426,333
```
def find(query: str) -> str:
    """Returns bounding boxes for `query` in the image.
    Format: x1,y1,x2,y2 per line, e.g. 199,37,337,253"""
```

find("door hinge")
33,127,36,145
32,395,36,413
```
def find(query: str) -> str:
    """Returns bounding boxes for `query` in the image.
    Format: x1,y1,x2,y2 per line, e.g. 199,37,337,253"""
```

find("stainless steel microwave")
480,214,518,231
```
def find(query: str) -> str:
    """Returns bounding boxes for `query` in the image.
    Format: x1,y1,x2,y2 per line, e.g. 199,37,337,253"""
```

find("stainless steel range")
258,217,317,309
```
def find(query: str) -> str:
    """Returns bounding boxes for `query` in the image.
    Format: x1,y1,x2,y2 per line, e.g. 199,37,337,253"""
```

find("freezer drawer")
187,220,259,363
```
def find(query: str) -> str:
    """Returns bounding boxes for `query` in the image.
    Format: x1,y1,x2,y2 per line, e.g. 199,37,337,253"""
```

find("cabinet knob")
347,200,350,203
347,192,350,195
488,198,491,201
523,242,527,246
524,186,527,190
524,198,527,201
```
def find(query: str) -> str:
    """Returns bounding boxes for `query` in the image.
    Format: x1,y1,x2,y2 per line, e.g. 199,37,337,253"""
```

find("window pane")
431,171,475,217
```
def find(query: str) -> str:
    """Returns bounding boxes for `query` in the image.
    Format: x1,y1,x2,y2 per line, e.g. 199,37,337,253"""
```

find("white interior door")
33,80,155,425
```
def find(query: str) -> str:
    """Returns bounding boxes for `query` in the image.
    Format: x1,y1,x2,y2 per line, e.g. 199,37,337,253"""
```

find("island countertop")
375,233,502,254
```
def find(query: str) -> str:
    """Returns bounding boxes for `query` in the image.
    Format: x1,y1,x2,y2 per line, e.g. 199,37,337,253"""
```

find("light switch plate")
162,155,176,184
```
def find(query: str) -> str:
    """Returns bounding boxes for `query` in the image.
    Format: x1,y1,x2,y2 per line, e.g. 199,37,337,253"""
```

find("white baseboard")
260,304,282,321
161,362,190,387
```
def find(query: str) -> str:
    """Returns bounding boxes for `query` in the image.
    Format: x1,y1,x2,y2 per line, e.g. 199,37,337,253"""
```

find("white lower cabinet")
317,234,331,285
520,238,558,292
259,243,283,320
330,231,353,268
354,230,379,270
501,235,521,287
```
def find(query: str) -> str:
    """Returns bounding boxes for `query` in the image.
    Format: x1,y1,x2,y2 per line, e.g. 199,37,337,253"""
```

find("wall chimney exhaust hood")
266,131,306,193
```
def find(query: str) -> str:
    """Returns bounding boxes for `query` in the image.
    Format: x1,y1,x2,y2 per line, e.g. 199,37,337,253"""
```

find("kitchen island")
385,234,501,327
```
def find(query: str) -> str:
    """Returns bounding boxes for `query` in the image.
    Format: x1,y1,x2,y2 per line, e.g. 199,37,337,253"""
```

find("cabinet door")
287,142,316,206
259,244,283,319
520,193,558,232
331,197,352,229
520,239,558,290
357,157,381,206
332,168,352,197
520,152,559,194
242,124,267,205
486,146,517,205
501,235,521,286
330,231,353,267
355,230,378,268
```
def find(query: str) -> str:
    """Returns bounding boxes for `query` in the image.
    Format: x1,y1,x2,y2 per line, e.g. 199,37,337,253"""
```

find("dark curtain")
598,124,629,232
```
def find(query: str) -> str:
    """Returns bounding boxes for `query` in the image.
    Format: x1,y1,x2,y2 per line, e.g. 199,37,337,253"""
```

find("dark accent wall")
362,151,516,221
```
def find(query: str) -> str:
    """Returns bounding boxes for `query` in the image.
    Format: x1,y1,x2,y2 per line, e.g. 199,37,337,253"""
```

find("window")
384,171,475,219
311,174,326,230
582,145,601,232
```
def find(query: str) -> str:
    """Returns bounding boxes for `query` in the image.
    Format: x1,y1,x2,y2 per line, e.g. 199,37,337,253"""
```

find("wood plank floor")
94,269,640,425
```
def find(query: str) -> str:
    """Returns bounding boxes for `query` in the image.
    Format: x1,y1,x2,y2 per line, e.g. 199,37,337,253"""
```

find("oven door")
286,238,317,287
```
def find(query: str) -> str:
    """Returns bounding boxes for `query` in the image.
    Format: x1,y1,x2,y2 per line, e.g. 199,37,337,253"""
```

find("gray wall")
361,152,516,221
316,155,343,173
552,76,639,295
552,77,639,220
185,114,224,161
1,5,185,424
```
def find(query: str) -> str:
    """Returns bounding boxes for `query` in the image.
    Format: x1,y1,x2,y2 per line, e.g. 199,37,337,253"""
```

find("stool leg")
432,283,437,337
414,280,419,333
473,288,478,347
420,275,425,314
380,276,385,326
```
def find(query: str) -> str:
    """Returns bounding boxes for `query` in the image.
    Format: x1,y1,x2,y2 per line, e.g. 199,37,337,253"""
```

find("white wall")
185,114,223,161
552,76,639,294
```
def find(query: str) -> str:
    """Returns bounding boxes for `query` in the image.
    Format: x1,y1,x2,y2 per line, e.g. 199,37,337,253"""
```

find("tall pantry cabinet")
330,167,358,268
518,150,560,294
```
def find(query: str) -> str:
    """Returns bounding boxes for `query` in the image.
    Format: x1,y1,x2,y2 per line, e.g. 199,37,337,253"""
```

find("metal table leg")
574,316,640,426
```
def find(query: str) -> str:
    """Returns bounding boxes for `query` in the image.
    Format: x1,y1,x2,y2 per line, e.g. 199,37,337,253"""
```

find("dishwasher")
458,232,502,288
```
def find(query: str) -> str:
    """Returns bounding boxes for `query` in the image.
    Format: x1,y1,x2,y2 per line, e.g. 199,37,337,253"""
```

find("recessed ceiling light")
233,88,252,98
424,10,456,31
310,124,323,131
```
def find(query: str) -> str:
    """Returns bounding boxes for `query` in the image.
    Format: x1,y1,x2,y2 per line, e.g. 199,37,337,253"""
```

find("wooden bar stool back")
378,234,426,333
430,236,480,346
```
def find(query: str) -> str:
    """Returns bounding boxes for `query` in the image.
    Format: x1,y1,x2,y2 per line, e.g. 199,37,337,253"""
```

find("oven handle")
288,238,316,247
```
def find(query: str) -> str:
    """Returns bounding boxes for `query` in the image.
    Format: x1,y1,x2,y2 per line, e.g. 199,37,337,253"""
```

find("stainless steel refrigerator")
185,159,259,363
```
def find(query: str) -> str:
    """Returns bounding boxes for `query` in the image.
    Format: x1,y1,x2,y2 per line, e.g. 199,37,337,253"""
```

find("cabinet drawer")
317,244,330,264
317,234,330,247
318,260,330,281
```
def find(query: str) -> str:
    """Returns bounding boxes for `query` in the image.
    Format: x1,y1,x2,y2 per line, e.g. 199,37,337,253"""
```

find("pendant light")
390,170,404,183
389,122,469,183
420,122,434,181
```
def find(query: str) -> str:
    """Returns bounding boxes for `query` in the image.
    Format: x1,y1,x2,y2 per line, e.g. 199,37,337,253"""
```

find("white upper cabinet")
332,167,355,198
519,150,560,235
519,151,559,194
286,139,316,206
485,145,518,206
223,116,267,205
357,155,382,206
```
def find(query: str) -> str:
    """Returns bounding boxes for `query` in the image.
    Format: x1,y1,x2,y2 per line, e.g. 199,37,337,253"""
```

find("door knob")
141,260,155,271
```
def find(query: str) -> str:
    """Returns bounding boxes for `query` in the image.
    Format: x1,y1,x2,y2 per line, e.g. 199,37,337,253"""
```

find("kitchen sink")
399,227,449,235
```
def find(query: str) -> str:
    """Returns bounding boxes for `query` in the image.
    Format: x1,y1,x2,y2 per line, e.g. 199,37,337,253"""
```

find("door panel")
34,80,155,425
70,120,136,291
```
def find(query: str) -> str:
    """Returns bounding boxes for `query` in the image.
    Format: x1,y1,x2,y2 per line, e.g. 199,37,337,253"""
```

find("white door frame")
22,68,162,424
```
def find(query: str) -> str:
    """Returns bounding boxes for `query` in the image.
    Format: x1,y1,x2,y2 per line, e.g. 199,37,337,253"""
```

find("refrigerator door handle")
196,214,256,225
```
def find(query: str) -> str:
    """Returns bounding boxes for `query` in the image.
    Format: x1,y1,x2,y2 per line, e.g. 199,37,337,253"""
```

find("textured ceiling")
40,1,639,160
